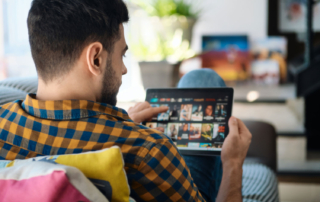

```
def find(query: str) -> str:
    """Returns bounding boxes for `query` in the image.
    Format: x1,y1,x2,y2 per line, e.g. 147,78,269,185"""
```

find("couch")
0,77,279,202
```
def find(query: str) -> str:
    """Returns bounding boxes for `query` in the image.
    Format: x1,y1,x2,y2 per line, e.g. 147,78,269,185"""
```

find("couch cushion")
0,77,38,94
0,161,108,202
0,146,131,202
0,77,38,106
0,87,27,106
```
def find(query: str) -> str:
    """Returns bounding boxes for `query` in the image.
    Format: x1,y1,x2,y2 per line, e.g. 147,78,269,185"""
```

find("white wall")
191,0,268,52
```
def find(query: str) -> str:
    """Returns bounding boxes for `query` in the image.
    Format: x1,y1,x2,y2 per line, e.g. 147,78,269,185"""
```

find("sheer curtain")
1,0,36,78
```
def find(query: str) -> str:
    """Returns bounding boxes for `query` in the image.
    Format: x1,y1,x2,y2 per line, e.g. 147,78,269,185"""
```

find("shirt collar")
21,94,132,121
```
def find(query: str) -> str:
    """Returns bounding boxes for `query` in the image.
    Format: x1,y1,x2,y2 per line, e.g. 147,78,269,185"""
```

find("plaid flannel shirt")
0,94,204,201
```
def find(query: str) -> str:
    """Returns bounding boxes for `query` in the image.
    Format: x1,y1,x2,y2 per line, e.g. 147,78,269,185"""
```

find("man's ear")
86,42,105,76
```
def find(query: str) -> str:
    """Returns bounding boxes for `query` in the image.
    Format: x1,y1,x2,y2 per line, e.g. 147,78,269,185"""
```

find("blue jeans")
177,69,226,202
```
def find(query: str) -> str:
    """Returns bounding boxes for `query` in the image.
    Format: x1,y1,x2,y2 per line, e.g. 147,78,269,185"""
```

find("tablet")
144,88,234,156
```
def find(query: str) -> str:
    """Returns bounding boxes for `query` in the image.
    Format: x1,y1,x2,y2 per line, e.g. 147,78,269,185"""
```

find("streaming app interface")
146,91,231,151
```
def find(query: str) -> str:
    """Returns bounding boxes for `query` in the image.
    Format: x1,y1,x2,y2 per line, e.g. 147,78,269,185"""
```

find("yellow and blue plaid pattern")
0,94,204,201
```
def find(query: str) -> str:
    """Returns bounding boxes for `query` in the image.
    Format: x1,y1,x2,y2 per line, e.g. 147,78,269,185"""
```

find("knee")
178,68,226,88
187,69,218,77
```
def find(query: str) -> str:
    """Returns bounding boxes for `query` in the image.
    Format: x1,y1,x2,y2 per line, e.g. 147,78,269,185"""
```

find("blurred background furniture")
244,120,277,172
0,77,37,106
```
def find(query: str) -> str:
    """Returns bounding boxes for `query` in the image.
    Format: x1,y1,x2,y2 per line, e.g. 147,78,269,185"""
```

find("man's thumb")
228,116,239,134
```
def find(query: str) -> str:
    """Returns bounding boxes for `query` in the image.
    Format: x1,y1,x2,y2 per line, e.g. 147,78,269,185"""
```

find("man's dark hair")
27,0,129,82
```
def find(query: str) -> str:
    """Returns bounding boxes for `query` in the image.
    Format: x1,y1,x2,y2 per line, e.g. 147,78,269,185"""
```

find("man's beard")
99,57,120,106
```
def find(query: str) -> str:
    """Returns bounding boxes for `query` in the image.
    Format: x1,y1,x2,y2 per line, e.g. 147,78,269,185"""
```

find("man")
170,105,179,119
189,124,201,140
220,105,227,117
0,0,251,201
215,105,221,116
205,105,213,116
178,123,190,141
204,105,214,121
167,124,178,139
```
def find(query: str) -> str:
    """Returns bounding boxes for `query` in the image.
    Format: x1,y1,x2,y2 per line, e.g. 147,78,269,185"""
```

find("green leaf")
130,0,201,19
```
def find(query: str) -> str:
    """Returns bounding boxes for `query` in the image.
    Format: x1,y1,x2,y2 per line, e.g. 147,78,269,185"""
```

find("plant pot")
139,61,181,89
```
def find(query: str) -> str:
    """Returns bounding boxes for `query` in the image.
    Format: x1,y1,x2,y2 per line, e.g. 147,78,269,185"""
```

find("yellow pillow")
1,146,130,202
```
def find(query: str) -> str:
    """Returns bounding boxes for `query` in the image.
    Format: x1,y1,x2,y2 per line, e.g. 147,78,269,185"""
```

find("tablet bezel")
144,87,234,156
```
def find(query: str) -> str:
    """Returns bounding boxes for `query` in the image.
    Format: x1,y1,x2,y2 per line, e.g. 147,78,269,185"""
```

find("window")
0,0,145,102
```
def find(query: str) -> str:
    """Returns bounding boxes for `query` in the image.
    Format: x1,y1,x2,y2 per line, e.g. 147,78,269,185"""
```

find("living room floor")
117,101,320,202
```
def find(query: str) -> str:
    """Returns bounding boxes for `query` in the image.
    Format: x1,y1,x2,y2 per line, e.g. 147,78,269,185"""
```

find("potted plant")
128,0,200,89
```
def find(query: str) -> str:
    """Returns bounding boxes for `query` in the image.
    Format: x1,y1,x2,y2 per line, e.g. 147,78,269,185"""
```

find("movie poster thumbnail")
180,104,192,121
212,122,226,142
188,142,200,148
191,105,203,121
201,124,214,141
215,103,227,121
198,143,222,149
213,144,223,148
167,123,180,140
177,123,190,140
199,143,212,148
189,123,202,140
203,104,214,121
150,104,159,121
169,104,180,121
157,123,167,135
146,122,157,129
176,143,188,148
157,104,170,121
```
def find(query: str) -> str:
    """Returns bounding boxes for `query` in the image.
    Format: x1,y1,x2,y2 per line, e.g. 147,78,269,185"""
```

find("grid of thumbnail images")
146,98,228,150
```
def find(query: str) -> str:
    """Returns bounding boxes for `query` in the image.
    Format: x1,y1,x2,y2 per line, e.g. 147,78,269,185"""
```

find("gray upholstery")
244,120,277,172
0,77,38,93
0,77,38,106
242,164,279,202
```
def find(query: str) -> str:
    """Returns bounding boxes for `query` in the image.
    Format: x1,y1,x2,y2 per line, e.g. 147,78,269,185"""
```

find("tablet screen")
144,88,234,156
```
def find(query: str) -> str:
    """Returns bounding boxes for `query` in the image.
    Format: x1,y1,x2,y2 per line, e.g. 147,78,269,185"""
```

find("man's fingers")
133,102,151,112
141,106,168,119
228,116,239,136
237,119,252,140
141,101,151,109
237,119,249,133
132,106,168,123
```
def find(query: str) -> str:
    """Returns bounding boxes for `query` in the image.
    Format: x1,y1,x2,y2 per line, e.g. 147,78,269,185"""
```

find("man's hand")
128,102,169,124
217,117,252,202
221,116,252,168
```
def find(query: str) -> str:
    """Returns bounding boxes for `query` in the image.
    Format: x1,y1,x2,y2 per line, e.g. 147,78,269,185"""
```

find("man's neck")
36,77,97,102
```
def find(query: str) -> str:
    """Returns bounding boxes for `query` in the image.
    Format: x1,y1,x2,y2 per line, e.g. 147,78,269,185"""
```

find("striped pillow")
242,163,279,202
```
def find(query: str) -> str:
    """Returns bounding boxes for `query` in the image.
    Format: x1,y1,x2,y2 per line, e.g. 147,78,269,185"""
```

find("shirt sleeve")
129,140,205,202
